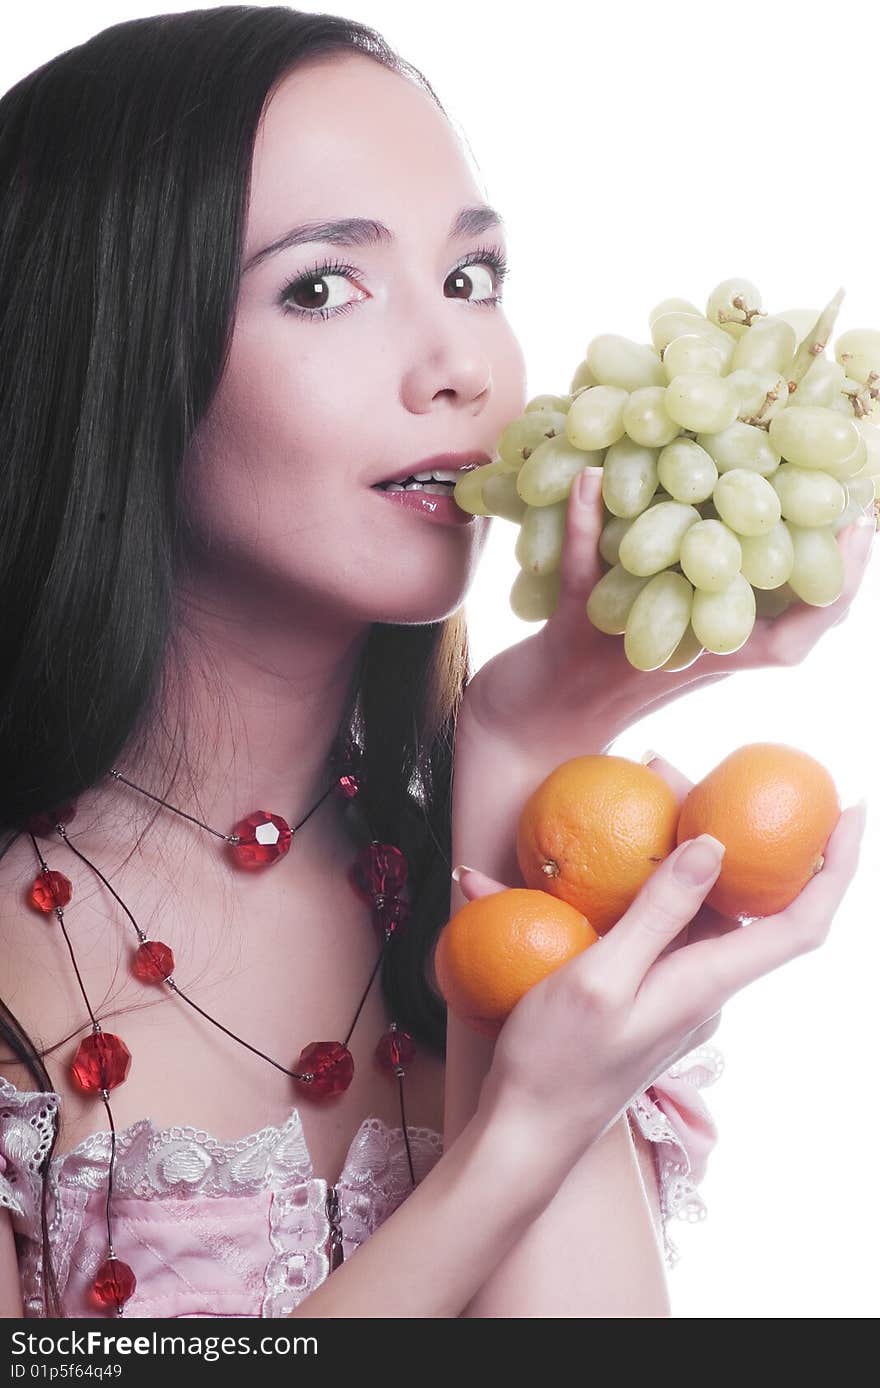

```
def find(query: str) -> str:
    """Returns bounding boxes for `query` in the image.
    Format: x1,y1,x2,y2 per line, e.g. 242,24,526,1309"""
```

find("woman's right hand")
460,754,867,1167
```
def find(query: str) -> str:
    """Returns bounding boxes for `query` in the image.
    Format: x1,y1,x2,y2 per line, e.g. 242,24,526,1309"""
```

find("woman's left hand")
459,467,876,766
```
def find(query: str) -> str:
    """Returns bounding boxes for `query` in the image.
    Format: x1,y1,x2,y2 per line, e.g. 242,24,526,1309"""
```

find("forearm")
460,1113,669,1317
447,718,669,1317
287,1101,565,1319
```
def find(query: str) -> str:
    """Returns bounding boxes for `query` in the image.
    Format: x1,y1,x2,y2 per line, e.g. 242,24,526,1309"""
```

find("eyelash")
278,242,510,322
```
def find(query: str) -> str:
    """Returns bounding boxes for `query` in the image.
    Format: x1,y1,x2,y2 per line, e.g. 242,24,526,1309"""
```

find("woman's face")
184,54,527,628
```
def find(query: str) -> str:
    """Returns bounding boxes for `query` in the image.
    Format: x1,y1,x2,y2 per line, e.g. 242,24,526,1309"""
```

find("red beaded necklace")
22,748,417,1316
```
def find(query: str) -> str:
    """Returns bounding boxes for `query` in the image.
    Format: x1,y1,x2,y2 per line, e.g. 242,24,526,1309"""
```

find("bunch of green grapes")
454,279,880,672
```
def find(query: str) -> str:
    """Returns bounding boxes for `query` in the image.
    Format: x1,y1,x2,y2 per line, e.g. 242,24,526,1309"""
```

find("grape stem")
842,369,879,419
717,294,766,329
787,287,846,388
740,381,786,431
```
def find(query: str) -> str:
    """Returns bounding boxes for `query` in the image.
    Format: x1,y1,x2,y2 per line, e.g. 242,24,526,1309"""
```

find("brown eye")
445,263,497,303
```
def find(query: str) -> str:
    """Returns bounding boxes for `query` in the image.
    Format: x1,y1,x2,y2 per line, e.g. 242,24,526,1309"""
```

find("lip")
373,488,479,526
372,451,492,487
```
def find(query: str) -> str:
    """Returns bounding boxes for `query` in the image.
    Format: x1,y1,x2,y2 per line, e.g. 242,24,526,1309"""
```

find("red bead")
71,1032,132,1093
349,842,408,901
25,802,78,837
375,1027,417,1075
372,895,410,937
132,940,174,983
335,774,361,800
294,1041,354,1098
92,1257,136,1310
27,870,72,913
228,811,292,868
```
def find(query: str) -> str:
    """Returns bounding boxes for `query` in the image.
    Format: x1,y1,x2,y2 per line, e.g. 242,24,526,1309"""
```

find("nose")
399,308,493,415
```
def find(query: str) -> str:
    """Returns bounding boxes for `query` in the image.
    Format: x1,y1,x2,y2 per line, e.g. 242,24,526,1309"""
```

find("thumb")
553,466,605,624
451,865,508,902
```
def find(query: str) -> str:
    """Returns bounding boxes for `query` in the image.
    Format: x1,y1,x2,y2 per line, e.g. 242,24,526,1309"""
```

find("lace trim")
0,1075,446,1317
627,1043,725,1268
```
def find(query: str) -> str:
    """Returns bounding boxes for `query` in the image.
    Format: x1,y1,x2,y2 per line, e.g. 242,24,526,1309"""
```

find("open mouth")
373,468,468,495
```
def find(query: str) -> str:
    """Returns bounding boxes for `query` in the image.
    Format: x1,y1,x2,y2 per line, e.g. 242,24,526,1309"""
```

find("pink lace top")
0,1043,723,1317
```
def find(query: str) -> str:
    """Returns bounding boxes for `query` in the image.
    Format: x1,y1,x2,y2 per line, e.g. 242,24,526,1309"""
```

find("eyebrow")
242,203,505,274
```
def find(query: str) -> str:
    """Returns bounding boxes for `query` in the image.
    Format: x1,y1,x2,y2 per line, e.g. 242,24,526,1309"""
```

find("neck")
77,565,372,863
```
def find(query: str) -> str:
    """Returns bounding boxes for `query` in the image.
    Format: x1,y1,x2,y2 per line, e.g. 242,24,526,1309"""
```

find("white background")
4,1,878,1318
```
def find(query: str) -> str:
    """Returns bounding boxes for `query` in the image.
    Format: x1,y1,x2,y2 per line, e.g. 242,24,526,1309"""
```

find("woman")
0,7,872,1319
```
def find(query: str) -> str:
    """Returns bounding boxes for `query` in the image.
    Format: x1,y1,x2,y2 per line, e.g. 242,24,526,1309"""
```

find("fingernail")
673,835,726,886
451,864,477,882
853,798,868,829
639,749,660,765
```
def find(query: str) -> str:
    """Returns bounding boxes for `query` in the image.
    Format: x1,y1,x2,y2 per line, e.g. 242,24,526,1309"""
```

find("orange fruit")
515,754,679,934
434,888,597,1037
676,742,841,920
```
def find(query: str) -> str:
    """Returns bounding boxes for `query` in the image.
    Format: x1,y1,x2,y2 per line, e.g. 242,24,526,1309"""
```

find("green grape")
649,297,702,327
660,624,704,671
856,420,880,476
832,475,875,533
835,329,880,385
525,393,573,414
738,521,794,588
768,406,861,470
789,357,847,409
482,470,528,523
565,385,629,450
599,513,633,566
651,312,735,368
514,500,568,576
510,568,561,622
617,500,701,576
517,436,601,507
586,334,665,391
771,464,846,527
622,387,681,447
663,334,727,381
679,519,743,592
714,469,782,535
453,459,507,516
657,438,718,503
754,582,798,619
726,368,789,422
665,373,739,433
587,564,651,634
498,411,568,468
697,422,781,477
730,316,797,375
601,438,659,517
786,524,845,605
705,278,763,338
775,307,820,341
569,359,598,394
819,429,868,482
624,572,694,672
691,573,756,654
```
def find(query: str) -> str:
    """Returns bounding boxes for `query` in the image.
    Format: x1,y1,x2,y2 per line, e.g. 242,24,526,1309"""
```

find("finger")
452,866,508,902
588,833,726,990
657,901,740,961
552,467,605,626
640,802,866,1028
641,752,693,805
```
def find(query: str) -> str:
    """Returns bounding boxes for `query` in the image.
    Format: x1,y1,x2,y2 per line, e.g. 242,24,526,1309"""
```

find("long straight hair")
0,6,470,1317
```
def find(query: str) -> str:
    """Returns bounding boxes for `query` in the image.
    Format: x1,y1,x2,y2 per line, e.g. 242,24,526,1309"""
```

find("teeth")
386,482,405,492
430,469,461,483
413,471,434,481
421,483,453,495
